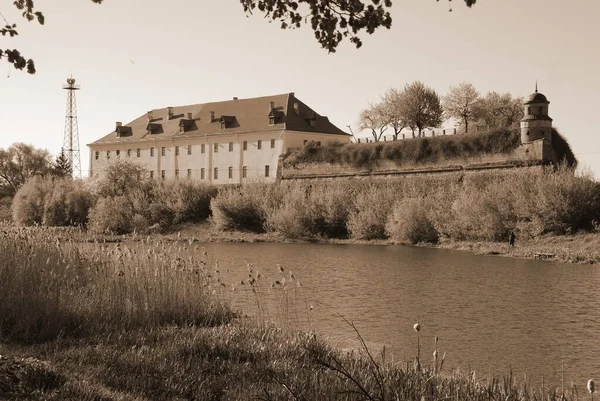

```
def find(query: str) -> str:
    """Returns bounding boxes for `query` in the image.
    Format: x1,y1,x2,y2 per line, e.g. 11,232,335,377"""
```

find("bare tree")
379,88,407,140
400,81,443,137
358,102,388,142
442,82,480,134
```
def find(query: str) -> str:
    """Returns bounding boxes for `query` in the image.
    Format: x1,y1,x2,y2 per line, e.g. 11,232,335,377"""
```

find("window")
201,168,205,180
175,146,179,156
539,106,543,114
214,143,219,153
175,169,179,179
161,170,165,179
317,141,321,147
229,142,233,152
269,116,275,125
150,147,154,157
303,140,308,145
242,166,247,178
257,140,262,150
150,171,154,178
116,150,120,157
220,121,226,130
528,106,531,115
179,125,184,134
136,148,141,157
95,151,99,160
228,167,233,179
265,165,270,177
161,147,166,156
201,144,205,154
187,169,192,179
271,139,275,149
243,141,248,151
106,151,110,159
187,145,192,155
213,167,218,180
127,149,131,157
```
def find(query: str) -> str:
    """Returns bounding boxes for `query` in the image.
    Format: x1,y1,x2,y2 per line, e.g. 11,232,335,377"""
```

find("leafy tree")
442,82,480,134
357,102,388,142
399,81,443,137
51,149,73,178
0,143,52,195
474,91,524,129
3,1,478,73
91,159,149,198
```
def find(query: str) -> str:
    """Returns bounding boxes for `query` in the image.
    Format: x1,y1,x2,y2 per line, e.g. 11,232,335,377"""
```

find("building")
88,93,350,183
519,85,557,163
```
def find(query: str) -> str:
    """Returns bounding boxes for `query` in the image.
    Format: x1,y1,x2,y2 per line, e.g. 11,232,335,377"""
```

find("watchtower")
520,84,553,145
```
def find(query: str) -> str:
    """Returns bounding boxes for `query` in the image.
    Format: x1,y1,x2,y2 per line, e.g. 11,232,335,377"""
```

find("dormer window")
269,116,275,125
268,109,281,125
147,123,162,135
307,113,317,127
219,115,234,129
179,117,193,133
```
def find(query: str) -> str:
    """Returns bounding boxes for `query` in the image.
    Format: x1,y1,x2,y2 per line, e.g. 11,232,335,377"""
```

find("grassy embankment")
0,227,583,400
7,127,599,265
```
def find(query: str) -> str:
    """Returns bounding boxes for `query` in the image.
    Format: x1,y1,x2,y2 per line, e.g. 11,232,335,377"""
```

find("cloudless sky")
1,0,599,176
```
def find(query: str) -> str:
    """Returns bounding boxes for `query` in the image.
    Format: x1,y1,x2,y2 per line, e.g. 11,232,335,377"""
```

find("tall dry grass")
0,227,232,343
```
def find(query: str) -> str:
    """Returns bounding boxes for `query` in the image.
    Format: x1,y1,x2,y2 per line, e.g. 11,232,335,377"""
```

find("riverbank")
3,226,579,401
161,221,600,265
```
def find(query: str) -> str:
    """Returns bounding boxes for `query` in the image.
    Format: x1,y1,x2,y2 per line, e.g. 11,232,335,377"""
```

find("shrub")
0,196,12,222
43,179,94,226
266,186,313,239
347,185,396,240
147,203,175,232
306,182,352,238
88,196,134,234
211,183,281,232
152,180,218,223
12,176,54,226
91,159,149,197
386,197,439,244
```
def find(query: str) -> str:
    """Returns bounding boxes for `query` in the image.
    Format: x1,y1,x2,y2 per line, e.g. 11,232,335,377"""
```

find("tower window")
539,106,543,114
528,107,531,115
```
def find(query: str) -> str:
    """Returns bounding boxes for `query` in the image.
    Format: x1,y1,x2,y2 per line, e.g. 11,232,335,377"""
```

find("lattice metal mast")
62,77,82,177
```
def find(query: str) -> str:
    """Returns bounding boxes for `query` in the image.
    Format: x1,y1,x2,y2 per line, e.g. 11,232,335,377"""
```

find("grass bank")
0,227,585,400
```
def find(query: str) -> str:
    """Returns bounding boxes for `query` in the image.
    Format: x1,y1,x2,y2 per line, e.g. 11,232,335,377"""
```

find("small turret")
520,84,553,144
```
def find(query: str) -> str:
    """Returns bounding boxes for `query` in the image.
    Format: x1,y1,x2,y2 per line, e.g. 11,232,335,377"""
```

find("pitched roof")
91,93,349,144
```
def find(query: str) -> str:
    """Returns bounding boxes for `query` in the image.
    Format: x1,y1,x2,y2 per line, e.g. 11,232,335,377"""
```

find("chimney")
209,111,215,122
187,112,193,120
293,102,299,115
233,97,238,100
147,110,153,122
167,107,174,119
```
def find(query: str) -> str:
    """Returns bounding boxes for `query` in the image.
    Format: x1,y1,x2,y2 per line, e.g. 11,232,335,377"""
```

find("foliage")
51,150,73,178
0,143,52,195
347,184,396,240
284,128,521,168
87,196,134,234
91,158,149,198
473,91,524,129
241,0,477,53
1,0,102,73
442,82,480,133
12,176,94,227
386,197,439,244
398,81,443,136
150,180,218,224
211,183,282,232
552,128,577,167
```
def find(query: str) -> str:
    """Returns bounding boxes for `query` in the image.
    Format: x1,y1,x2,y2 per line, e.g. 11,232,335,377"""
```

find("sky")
1,0,599,177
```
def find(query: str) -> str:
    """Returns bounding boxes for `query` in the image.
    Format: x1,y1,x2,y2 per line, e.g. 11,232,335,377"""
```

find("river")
197,241,600,388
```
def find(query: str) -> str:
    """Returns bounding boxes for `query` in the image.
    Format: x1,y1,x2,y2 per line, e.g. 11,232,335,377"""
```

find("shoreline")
156,222,600,266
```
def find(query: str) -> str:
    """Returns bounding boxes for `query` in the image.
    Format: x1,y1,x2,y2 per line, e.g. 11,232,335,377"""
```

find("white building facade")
88,93,350,184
